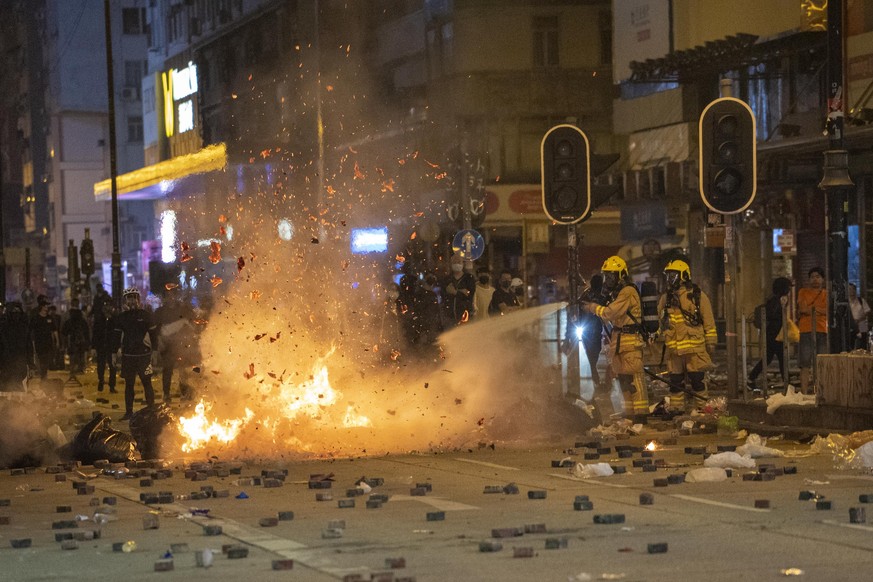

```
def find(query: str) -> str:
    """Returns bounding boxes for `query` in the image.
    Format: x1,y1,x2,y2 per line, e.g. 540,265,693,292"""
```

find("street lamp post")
103,0,122,308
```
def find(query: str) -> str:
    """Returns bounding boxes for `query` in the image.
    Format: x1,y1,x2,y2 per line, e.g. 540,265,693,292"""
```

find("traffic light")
80,229,95,276
699,97,757,214
541,124,590,224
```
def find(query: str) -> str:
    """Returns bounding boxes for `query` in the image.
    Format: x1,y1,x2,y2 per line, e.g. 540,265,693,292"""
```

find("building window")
124,60,143,89
532,16,559,68
128,116,144,143
122,7,146,35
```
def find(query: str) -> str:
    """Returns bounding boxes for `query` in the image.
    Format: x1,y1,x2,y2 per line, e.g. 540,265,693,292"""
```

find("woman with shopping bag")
849,283,871,350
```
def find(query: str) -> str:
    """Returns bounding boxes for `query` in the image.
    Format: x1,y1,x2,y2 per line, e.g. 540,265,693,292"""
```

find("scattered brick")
371,494,390,503
860,494,873,503
410,487,427,496
327,519,346,530
213,489,229,498
647,542,668,554
140,478,153,487
143,514,159,530
45,466,62,474
259,517,279,527
102,496,117,506
370,573,393,582
77,485,95,495
61,540,79,550
273,559,294,570
278,511,294,521
10,469,24,476
611,465,627,474
640,493,654,505
544,537,568,549
170,543,189,553
742,473,756,482
73,530,97,541
503,484,520,495
342,575,364,582
157,493,174,504
653,478,669,487
667,474,685,485
55,533,73,542
527,490,547,500
309,479,332,489
633,459,652,467
618,450,633,459
479,540,503,552
227,546,248,559
782,466,798,475
347,488,366,497
641,450,654,458
52,520,78,529
316,492,333,501
338,499,356,509
491,527,522,538
483,485,503,494
10,538,31,549
593,514,625,524
112,542,125,552
385,557,406,569
204,525,223,536
642,465,657,473
363,477,384,488
850,507,867,523
755,500,770,509
322,528,344,539
513,547,535,558
574,500,594,511
426,511,445,522
717,445,737,452
415,483,432,492
264,478,283,488
56,506,72,513
524,523,546,534
55,474,67,483
816,500,833,510
366,499,383,509
584,453,600,460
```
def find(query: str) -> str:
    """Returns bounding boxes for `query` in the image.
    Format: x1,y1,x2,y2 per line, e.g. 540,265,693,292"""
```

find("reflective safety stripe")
595,305,606,318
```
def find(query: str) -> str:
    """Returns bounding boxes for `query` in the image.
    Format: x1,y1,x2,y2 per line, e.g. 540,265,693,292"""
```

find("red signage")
508,189,543,214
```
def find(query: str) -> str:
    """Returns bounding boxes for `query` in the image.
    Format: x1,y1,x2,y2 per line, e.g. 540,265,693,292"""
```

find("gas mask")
665,270,681,290
602,271,620,292
451,263,463,274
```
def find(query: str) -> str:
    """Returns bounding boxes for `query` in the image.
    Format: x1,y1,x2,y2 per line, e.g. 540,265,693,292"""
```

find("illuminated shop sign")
161,61,198,138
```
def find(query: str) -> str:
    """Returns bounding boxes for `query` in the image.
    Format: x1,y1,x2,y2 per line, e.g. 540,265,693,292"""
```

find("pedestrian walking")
441,254,475,327
0,302,30,391
112,288,158,420
473,270,495,320
748,277,793,391
657,260,717,413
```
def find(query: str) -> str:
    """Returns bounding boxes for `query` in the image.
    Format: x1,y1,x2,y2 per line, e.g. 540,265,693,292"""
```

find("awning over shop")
93,143,227,202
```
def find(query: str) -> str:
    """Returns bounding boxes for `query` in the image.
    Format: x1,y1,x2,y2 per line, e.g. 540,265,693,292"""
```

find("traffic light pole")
103,0,123,308
821,0,853,356
720,79,740,400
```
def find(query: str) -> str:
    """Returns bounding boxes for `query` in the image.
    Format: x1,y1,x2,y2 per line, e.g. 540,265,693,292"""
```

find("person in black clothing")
414,272,443,346
441,254,476,328
578,274,605,387
490,270,521,315
29,300,59,379
91,283,111,320
0,302,30,391
748,277,793,390
112,288,158,420
155,294,197,402
61,304,90,374
91,303,117,393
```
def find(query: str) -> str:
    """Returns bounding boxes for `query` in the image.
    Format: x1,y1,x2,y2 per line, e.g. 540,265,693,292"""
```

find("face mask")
665,271,680,289
500,281,511,290
479,276,490,285
451,264,463,273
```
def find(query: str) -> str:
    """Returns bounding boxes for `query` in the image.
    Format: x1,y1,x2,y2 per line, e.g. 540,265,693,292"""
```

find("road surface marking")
670,494,770,512
548,472,630,488
454,458,520,471
821,519,873,532
390,494,479,511
826,474,873,482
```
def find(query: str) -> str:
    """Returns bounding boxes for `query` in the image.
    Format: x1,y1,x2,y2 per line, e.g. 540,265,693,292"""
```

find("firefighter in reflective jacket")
657,260,717,411
582,256,649,424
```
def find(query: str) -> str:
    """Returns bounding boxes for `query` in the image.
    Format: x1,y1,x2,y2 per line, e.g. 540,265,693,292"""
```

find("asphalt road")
2,390,873,582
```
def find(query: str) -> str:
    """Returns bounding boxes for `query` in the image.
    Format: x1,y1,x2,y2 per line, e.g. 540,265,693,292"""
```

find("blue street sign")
452,229,485,261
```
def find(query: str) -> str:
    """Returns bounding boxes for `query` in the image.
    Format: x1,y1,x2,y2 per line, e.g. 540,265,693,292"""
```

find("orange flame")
209,241,221,264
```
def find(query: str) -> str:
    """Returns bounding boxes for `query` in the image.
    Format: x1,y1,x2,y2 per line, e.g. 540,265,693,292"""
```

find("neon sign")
161,61,198,138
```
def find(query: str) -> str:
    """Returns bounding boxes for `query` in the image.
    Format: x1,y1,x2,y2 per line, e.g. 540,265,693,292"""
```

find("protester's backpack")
753,303,766,329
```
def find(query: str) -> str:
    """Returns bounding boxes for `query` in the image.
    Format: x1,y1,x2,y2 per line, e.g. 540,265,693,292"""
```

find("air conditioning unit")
122,87,138,101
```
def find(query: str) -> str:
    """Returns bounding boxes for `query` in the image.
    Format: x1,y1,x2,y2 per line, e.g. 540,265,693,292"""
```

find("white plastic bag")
736,434,784,458
703,451,756,469
684,467,728,482
765,385,816,415
572,462,615,479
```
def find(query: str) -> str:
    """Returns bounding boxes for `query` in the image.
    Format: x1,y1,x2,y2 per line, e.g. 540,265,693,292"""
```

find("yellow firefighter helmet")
601,255,628,279
664,259,691,282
